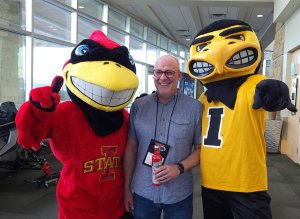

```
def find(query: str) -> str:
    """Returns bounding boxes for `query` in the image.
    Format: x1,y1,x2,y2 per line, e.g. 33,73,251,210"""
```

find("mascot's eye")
226,34,245,41
128,54,135,65
196,42,210,52
75,45,90,56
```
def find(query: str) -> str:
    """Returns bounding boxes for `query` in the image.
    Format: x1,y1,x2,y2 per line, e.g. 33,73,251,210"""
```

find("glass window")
108,8,126,31
179,58,186,72
126,64,147,111
107,28,126,45
57,0,73,7
33,38,73,101
78,0,103,19
147,65,155,94
0,0,26,30
170,41,178,55
179,46,186,59
160,35,168,50
135,63,146,98
130,19,144,39
147,28,157,45
78,16,104,43
0,30,26,107
130,37,145,63
146,44,157,65
159,49,168,57
33,0,73,42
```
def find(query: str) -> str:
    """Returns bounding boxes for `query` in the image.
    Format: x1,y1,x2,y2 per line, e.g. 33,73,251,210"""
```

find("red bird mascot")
15,30,138,219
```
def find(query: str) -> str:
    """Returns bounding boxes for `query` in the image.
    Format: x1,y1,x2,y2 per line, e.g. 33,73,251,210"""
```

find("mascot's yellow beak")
62,30,139,112
63,61,138,112
187,23,261,84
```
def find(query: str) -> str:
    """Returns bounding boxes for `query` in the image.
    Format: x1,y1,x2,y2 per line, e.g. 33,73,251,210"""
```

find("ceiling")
103,0,275,50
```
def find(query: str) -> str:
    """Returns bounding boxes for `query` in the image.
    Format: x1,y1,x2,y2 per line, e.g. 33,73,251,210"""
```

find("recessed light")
186,38,191,41
79,6,85,9
257,14,263,18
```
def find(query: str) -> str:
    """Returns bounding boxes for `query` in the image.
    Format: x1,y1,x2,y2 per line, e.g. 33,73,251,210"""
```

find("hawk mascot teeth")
187,19,296,216
16,30,138,219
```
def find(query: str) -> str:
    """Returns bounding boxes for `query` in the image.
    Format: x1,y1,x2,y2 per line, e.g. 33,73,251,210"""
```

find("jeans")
133,193,193,219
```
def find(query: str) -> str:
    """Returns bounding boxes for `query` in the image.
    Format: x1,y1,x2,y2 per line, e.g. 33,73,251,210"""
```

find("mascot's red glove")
15,76,64,150
30,76,63,112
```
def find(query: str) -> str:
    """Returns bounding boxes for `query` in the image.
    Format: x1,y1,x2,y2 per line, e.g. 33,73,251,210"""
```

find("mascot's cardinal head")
187,19,261,85
62,30,138,112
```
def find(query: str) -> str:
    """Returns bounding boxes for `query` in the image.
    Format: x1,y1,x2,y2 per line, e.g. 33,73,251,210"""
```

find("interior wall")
273,0,290,21
271,23,284,81
274,3,300,164
284,7,300,53
282,49,300,164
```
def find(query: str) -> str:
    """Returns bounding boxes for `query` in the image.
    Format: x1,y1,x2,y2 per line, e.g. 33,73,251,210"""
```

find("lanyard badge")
142,139,170,167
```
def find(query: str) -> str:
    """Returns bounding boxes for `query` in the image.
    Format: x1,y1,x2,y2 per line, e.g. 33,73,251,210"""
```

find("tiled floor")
0,153,299,219
266,154,300,219
192,153,300,219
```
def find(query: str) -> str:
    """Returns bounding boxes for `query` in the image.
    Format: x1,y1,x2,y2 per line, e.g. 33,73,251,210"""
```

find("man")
123,54,202,219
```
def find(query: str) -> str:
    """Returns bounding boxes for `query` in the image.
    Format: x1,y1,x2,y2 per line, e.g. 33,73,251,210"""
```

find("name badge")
142,139,170,167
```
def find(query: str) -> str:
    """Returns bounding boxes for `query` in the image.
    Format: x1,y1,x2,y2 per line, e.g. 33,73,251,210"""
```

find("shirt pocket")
169,118,190,139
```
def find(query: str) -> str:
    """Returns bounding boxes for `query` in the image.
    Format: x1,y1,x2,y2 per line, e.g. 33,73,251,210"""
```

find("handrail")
0,121,15,129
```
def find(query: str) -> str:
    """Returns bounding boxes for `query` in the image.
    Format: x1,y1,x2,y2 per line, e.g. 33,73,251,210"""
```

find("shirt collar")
152,89,179,104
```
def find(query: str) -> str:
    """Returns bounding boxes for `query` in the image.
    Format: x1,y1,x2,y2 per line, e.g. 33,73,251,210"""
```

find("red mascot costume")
16,30,138,219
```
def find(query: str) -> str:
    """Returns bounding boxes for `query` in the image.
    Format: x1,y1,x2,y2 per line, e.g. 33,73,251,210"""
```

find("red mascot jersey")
17,101,128,219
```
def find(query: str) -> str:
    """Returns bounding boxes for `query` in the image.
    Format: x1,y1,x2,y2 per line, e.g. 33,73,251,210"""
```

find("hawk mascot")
187,19,296,218
15,30,138,219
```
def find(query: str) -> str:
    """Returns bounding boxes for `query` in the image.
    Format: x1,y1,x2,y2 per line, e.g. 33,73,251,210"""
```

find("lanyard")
153,91,178,146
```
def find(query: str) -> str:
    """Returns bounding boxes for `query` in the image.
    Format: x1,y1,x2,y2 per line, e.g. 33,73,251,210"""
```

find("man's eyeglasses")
153,70,176,78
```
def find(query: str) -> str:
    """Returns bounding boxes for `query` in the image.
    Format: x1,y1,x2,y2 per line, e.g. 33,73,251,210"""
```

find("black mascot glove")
252,79,297,112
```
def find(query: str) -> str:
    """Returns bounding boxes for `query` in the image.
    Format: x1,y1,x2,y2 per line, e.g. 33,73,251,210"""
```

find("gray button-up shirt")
128,91,202,204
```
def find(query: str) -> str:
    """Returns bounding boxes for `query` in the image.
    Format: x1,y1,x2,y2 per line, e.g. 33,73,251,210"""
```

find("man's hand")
154,164,181,184
124,189,134,213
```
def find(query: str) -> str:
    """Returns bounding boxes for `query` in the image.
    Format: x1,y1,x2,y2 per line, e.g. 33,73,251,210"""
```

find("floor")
192,153,300,219
0,153,299,219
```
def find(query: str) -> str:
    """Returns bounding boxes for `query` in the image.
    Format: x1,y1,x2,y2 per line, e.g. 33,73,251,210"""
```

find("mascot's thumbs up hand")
30,76,64,112
16,76,64,150
252,79,297,112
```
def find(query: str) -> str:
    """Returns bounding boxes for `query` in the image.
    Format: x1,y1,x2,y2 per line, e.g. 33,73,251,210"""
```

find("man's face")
154,57,182,99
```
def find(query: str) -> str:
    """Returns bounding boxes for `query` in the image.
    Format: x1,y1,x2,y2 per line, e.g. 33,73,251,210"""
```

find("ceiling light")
177,29,189,32
79,5,85,9
210,14,226,19
257,14,263,18
185,38,191,41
